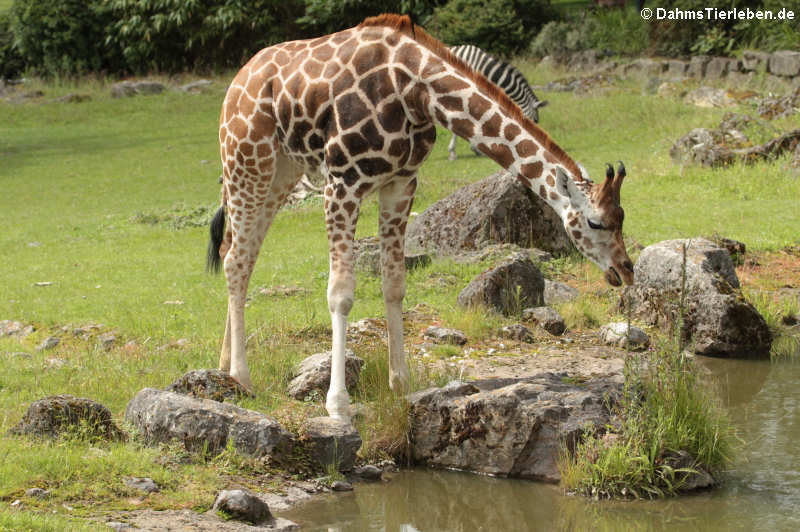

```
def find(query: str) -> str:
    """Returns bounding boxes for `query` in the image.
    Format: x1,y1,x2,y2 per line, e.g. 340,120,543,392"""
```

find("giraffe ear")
556,167,586,210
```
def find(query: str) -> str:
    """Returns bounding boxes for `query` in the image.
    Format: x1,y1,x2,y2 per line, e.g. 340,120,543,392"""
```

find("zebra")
448,44,548,161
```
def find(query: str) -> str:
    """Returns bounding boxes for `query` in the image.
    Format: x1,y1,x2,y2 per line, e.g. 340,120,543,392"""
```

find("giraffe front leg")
324,182,362,422
379,176,417,392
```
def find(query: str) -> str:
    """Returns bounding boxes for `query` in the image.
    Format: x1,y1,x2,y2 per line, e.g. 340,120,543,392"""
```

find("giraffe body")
210,15,633,421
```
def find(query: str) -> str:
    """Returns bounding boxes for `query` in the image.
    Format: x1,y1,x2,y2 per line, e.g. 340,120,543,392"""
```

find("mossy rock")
10,395,124,441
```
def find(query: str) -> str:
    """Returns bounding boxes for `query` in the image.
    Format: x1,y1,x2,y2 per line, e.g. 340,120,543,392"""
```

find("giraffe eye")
587,219,605,230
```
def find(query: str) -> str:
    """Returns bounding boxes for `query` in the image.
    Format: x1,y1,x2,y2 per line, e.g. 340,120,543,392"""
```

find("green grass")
1,62,798,522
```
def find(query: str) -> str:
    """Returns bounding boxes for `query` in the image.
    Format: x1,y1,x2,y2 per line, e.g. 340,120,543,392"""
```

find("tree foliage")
9,0,121,77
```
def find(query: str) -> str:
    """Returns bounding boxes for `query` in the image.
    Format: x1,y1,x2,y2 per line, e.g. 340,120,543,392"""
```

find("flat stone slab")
125,388,293,459
408,374,620,482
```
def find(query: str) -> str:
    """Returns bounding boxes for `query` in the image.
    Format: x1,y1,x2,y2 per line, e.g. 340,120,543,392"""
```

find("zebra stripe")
449,44,544,123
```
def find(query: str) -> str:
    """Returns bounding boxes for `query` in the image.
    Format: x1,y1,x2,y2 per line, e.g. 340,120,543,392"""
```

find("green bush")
432,0,555,57
105,0,306,74
9,0,120,77
0,11,24,79
735,0,800,52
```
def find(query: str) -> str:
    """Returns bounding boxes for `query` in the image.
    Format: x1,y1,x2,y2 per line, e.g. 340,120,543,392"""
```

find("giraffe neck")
428,74,585,217
403,40,585,217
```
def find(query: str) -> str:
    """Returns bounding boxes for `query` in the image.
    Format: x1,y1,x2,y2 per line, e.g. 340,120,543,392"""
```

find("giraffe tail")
206,206,225,274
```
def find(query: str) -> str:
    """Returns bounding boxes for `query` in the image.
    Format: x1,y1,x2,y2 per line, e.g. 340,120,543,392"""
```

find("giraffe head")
557,162,634,287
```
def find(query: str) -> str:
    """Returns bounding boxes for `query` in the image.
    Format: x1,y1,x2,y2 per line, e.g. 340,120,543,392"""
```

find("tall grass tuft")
560,340,734,499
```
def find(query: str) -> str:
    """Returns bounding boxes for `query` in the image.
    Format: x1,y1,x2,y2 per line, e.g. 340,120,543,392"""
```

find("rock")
687,56,711,78
167,369,251,402
599,322,650,350
408,374,620,482
522,306,566,336
353,236,431,276
303,417,362,472
704,57,739,79
621,238,772,357
406,171,574,257
452,243,552,265
670,128,733,167
656,81,687,99
498,324,535,343
684,87,736,108
769,51,800,77
44,358,67,369
757,87,800,119
543,279,579,305
567,50,600,71
179,80,213,92
623,58,664,77
352,464,382,481
330,480,353,491
106,521,132,530
664,60,688,78
662,450,715,491
10,395,124,440
36,336,60,351
56,93,90,103
423,326,468,345
98,332,116,350
110,80,166,98
213,489,272,525
124,477,160,493
0,320,34,338
25,488,50,499
742,50,770,72
711,236,746,264
286,351,364,401
125,388,294,459
458,253,545,316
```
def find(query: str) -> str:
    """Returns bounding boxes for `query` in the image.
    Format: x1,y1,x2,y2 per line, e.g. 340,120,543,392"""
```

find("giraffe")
207,14,634,422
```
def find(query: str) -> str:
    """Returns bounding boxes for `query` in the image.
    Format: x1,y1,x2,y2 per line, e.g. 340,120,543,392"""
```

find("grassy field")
1,62,799,524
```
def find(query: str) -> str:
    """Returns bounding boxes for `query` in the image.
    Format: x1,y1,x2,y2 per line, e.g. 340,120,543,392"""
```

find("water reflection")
282,359,800,531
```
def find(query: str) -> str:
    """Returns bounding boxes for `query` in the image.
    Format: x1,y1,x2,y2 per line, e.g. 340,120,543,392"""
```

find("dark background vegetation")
1,0,799,79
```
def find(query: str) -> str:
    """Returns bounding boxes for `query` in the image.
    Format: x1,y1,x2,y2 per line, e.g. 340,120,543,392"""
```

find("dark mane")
359,14,583,180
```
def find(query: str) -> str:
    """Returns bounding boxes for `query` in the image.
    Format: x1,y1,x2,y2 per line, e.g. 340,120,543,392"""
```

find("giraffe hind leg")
219,153,302,390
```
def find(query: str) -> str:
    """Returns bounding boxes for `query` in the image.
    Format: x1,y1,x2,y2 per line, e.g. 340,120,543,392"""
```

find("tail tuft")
206,206,225,274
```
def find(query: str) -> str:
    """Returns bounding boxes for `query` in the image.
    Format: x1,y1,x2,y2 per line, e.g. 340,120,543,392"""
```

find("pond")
281,357,800,531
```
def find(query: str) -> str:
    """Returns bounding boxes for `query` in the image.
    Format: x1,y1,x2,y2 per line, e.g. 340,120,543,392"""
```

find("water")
282,357,800,531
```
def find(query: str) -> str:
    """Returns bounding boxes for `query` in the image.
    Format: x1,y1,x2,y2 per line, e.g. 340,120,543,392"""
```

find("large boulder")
406,171,574,256
458,253,545,315
408,375,620,482
621,238,771,357
125,389,293,459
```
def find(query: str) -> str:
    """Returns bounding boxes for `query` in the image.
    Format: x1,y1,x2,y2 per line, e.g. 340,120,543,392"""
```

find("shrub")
530,19,593,58
9,0,120,77
432,0,555,57
0,11,24,79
